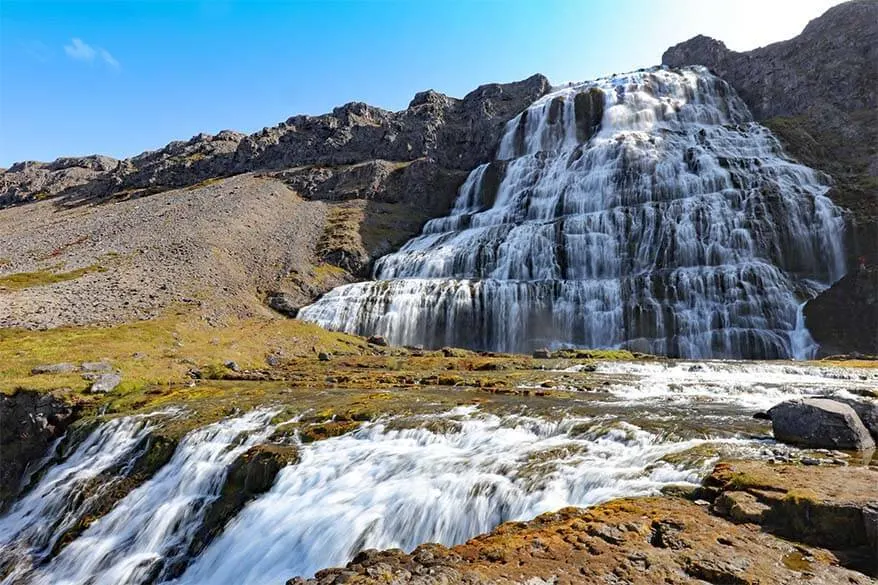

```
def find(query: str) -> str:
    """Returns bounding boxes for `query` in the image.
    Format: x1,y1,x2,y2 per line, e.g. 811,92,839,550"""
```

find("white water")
0,412,164,583
176,408,741,585
299,66,846,359
21,409,277,585
582,360,878,409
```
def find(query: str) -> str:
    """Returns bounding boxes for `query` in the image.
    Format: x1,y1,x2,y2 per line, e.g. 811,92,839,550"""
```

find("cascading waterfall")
0,412,164,583
175,409,739,585
17,409,276,585
298,66,846,359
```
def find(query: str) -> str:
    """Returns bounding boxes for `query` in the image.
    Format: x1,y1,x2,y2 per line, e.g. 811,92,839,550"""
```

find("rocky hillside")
0,76,548,328
663,0,878,355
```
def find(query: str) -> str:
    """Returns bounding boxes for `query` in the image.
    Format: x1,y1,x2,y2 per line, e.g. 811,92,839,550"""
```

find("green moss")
0,265,107,290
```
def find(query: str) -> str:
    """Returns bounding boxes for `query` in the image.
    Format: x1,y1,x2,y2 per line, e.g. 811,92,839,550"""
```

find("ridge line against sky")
0,0,846,166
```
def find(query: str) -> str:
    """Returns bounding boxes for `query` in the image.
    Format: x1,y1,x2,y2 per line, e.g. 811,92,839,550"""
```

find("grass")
0,304,367,394
0,265,107,290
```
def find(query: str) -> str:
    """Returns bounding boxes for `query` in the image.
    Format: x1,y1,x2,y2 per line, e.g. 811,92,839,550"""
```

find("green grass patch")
0,265,107,290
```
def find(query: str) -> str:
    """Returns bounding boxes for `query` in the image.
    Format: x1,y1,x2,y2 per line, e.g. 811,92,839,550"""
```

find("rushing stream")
298,66,846,359
2,362,874,585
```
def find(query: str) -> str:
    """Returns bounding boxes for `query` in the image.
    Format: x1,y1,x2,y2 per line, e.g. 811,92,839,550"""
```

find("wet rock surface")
175,444,300,577
288,461,877,584
0,390,76,508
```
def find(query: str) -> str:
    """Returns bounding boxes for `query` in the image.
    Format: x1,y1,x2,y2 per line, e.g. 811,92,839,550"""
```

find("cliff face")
0,75,550,210
663,0,878,355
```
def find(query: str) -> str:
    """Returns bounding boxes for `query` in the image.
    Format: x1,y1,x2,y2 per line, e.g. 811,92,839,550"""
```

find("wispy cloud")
64,38,120,69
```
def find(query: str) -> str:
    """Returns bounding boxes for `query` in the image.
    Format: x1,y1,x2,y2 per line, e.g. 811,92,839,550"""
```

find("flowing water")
6,409,277,585
0,412,165,583
1,362,874,584
298,66,846,359
173,409,738,585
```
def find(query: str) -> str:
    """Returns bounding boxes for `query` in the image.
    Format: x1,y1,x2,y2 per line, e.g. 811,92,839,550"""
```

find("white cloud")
64,38,119,69
99,48,120,69
64,38,96,61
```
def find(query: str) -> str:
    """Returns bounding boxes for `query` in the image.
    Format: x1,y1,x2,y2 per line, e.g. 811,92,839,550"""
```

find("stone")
30,363,77,375
266,293,300,318
0,391,76,508
826,396,878,442
224,360,241,372
714,491,771,524
81,360,113,372
317,352,332,362
768,398,875,450
367,335,388,346
89,372,122,394
532,349,552,359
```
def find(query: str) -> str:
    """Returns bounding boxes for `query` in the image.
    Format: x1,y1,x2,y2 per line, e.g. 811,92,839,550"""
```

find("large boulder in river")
768,398,875,450
828,397,878,442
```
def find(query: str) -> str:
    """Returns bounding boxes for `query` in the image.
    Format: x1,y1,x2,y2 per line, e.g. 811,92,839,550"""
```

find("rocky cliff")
0,75,549,211
663,0,878,355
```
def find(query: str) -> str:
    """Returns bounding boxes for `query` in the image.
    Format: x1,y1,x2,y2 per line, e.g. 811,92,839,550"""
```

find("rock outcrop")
767,398,875,450
0,390,77,508
0,76,549,210
171,444,300,579
662,0,878,356
288,461,878,584
804,266,878,356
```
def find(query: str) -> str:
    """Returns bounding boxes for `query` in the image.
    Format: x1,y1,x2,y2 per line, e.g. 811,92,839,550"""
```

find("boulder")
367,335,387,346
532,349,552,359
89,372,122,394
224,360,241,372
826,397,878,442
768,398,875,450
266,292,300,318
30,363,77,375
81,360,113,372
317,352,332,362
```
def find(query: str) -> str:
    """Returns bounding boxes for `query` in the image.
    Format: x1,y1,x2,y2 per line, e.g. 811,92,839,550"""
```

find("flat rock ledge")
288,461,877,584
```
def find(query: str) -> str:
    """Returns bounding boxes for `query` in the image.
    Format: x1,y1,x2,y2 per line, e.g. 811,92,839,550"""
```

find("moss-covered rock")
178,443,299,574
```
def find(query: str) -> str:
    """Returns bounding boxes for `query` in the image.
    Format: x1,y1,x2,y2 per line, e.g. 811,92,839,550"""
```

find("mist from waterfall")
298,66,846,359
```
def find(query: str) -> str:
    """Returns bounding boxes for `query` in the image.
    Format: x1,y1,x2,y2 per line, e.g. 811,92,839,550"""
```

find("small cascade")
0,413,164,583
21,409,276,585
176,409,735,585
298,66,846,359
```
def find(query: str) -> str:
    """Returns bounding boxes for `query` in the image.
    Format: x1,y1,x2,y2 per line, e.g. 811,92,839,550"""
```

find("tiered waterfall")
298,66,846,359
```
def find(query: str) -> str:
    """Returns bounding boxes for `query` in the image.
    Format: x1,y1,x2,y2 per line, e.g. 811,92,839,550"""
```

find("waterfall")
175,409,737,585
0,413,164,583
298,66,846,359
16,409,276,585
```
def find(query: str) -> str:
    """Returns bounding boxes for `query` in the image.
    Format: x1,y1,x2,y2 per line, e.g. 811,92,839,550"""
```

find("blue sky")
0,0,844,166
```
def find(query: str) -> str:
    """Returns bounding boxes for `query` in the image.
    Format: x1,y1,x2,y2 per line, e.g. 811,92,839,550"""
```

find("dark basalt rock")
176,444,299,576
573,87,604,143
804,266,878,357
0,390,77,510
768,398,875,451
0,75,549,210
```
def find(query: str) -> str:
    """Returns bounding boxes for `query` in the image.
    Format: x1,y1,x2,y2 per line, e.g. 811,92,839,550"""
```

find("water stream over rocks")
0,363,873,584
298,66,846,359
